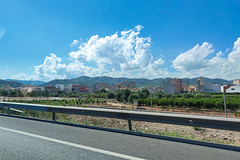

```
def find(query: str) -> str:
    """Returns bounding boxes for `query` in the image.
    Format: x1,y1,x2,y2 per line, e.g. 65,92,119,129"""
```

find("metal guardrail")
0,101,240,131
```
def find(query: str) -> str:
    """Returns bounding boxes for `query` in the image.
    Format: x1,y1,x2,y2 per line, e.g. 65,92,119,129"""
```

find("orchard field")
4,88,240,113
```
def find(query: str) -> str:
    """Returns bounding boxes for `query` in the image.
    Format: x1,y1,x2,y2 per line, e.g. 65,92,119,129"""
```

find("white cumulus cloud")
10,73,30,80
172,42,214,71
12,25,240,81
70,39,79,47
27,25,167,81
172,38,240,80
32,53,67,81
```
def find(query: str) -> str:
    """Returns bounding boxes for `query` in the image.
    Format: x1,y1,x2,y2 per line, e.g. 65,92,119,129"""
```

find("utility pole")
150,87,153,111
223,90,227,117
106,95,108,107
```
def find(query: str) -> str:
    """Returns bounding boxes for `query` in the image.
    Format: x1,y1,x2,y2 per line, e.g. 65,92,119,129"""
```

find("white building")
226,85,240,93
163,80,174,94
55,84,65,91
211,84,221,93
233,79,240,85
205,83,221,93
67,84,73,90
40,87,46,91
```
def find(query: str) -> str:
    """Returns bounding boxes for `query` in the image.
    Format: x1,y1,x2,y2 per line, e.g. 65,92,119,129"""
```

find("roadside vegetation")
3,88,240,111
5,99,106,107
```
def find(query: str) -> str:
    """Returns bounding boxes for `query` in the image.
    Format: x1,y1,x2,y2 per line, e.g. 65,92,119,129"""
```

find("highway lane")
0,129,123,160
0,115,240,160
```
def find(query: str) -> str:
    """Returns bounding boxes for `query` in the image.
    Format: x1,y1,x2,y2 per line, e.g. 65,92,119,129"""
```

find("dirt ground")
106,102,240,118
66,115,240,146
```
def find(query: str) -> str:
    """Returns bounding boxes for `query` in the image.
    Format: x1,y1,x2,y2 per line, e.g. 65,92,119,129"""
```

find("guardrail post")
52,112,56,121
8,107,11,115
128,120,132,131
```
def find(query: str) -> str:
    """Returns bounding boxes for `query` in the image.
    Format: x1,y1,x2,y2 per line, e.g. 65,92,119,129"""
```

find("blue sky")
0,0,240,81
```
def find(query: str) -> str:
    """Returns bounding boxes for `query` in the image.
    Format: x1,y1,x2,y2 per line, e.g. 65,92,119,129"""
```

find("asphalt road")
0,115,239,160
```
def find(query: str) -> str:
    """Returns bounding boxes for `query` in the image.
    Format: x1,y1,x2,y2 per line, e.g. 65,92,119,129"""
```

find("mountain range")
40,76,233,88
0,76,233,88
0,79,23,88
6,79,45,86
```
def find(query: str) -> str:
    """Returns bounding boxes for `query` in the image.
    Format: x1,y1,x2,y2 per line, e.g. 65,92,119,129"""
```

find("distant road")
0,115,239,160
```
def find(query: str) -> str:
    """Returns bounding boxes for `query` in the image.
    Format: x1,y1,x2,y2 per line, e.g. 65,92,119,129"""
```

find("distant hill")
41,76,153,87
0,79,23,88
41,76,233,88
6,79,45,86
181,77,232,86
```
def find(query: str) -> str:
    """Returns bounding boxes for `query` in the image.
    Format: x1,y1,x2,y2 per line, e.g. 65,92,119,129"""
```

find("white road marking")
0,126,145,160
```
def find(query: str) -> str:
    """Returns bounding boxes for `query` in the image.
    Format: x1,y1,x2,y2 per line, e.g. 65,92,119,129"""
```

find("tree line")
106,89,240,110
2,88,240,110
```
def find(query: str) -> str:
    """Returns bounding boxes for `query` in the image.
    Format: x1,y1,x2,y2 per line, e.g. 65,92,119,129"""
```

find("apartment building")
233,79,240,85
55,84,65,91
123,81,136,89
94,82,109,90
163,78,183,94
72,84,88,93
197,77,205,92
226,85,240,93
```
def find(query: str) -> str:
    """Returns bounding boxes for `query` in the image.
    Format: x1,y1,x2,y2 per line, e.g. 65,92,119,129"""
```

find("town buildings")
110,84,121,91
204,83,221,93
221,84,235,92
183,82,196,92
45,85,59,93
187,85,196,92
0,86,16,92
94,81,136,91
163,80,174,94
163,78,183,94
94,83,109,90
173,78,183,94
123,81,136,89
55,84,65,91
233,79,240,85
223,79,240,93
197,77,205,92
2,77,240,96
71,84,89,93
226,85,240,93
